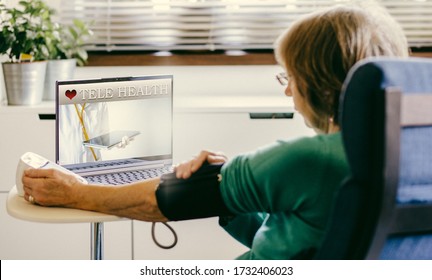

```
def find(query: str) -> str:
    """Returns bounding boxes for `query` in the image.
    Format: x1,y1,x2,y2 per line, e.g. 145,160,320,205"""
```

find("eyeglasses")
276,72,289,86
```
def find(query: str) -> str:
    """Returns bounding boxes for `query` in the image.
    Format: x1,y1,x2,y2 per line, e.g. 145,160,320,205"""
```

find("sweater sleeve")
219,212,267,248
219,136,329,215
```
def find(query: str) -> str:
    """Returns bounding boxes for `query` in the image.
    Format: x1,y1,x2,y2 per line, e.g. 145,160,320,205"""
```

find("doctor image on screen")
58,81,161,165
59,102,110,164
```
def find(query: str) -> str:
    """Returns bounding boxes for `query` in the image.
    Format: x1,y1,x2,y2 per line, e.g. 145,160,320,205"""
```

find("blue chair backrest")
315,57,432,259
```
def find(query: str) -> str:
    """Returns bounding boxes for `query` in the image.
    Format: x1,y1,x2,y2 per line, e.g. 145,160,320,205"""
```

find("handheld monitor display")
83,130,141,150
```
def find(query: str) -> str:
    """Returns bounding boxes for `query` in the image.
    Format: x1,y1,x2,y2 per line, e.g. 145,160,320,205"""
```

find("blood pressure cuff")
156,163,233,221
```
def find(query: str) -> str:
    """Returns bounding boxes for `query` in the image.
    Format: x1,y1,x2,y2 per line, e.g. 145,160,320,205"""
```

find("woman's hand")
22,168,84,207
175,150,228,179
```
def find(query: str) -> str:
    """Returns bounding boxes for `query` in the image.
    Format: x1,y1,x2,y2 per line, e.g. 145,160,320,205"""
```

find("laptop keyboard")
84,166,173,185
68,159,138,172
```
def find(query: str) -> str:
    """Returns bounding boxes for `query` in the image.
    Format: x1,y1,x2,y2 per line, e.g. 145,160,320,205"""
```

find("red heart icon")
65,89,77,100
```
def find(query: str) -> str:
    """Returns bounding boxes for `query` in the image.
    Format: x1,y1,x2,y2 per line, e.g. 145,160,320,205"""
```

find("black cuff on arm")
156,163,233,221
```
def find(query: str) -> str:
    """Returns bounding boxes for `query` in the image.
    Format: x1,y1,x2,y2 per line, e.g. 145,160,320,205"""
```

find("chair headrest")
339,57,432,180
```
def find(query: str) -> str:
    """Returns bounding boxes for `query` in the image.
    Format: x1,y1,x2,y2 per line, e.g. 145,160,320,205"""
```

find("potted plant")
0,0,53,105
43,18,93,100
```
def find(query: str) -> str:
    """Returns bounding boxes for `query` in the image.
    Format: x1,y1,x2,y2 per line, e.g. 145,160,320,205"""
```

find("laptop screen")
56,75,173,168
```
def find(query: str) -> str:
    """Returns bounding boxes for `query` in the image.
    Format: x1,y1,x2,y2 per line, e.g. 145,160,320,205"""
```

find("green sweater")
219,132,349,259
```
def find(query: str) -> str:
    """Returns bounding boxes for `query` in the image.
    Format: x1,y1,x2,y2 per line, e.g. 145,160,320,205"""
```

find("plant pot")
2,61,47,105
44,59,77,101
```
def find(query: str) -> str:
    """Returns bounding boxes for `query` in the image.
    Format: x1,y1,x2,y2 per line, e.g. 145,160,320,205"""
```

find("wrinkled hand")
175,150,227,179
22,168,83,207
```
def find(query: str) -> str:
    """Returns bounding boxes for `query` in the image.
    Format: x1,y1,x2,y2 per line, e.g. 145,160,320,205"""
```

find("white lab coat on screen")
59,102,109,164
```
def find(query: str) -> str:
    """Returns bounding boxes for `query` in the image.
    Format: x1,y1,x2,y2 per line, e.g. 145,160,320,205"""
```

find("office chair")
314,57,432,259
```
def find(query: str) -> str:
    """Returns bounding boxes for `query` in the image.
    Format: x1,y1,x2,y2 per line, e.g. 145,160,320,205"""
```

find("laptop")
55,75,174,185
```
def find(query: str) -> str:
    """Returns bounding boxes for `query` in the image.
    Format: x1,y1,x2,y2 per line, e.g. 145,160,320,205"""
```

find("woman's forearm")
23,168,167,222
70,177,167,222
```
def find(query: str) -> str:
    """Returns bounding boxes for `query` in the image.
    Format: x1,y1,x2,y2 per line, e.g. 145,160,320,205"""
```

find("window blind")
57,0,432,52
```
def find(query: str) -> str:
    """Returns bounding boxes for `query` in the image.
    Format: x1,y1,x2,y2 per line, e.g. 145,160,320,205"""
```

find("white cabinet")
0,192,132,259
0,103,56,191
0,193,89,259
133,218,247,260
173,111,314,161
172,96,315,161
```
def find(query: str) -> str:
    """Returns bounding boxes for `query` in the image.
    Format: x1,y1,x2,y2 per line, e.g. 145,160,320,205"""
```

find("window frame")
86,49,432,66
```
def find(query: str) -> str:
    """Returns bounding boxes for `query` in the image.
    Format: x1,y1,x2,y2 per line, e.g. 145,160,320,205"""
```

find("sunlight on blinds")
57,0,432,51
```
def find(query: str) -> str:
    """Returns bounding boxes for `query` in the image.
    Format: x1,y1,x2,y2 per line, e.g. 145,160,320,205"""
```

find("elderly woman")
22,3,408,259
